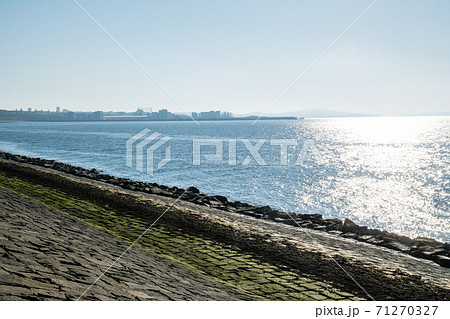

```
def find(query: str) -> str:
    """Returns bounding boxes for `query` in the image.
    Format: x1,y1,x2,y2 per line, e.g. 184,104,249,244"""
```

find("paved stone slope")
2,151,448,269
1,160,449,300
0,173,361,301
0,187,252,301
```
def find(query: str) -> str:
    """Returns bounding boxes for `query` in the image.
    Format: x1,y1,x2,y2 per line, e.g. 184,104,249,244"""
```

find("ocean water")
0,117,449,242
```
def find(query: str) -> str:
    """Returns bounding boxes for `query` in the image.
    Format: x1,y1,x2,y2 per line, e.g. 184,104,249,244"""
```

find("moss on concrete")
0,171,364,301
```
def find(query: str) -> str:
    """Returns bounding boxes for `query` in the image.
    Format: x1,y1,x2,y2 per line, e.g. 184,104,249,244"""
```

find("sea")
1,117,449,242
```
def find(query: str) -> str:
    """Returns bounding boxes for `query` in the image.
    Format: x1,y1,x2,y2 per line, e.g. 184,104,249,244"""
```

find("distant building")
0,107,238,122
199,110,220,120
158,109,169,119
221,111,232,119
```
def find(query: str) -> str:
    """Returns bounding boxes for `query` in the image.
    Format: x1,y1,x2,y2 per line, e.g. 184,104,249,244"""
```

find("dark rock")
410,246,436,259
421,251,436,260
385,241,410,253
397,235,414,246
243,206,277,219
413,237,442,248
252,206,272,214
209,200,223,207
410,249,422,258
419,245,436,253
262,210,278,220
174,188,185,195
432,248,447,256
148,187,172,197
187,186,200,194
297,213,322,221
327,230,343,236
276,212,289,219
366,237,385,245
357,226,369,234
123,184,136,191
343,218,359,231
298,221,314,229
97,174,111,180
436,256,450,268
237,210,261,218
228,202,242,208
342,232,358,239
212,195,228,203
323,218,342,229
280,219,299,227
309,213,323,222
358,235,375,242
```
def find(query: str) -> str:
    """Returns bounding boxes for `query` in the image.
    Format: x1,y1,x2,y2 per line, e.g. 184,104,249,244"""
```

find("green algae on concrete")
0,171,365,301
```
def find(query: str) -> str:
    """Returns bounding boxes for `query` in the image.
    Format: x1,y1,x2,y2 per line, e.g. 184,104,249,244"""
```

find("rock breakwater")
1,150,449,268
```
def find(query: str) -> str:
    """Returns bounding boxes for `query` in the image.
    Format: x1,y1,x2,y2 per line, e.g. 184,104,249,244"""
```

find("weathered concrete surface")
0,187,252,301
3,151,447,268
0,159,449,300
0,173,362,301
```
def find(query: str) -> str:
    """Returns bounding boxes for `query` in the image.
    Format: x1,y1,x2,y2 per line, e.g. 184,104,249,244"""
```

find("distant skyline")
1,0,449,116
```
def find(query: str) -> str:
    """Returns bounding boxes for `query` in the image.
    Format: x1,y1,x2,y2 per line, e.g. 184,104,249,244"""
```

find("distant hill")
235,109,373,118
411,111,450,117
235,109,450,118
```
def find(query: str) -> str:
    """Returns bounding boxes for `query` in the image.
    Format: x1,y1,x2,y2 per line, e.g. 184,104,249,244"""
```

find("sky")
1,0,449,115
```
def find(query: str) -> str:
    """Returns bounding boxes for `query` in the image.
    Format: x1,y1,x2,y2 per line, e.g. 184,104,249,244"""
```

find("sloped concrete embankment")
0,159,449,300
1,151,449,269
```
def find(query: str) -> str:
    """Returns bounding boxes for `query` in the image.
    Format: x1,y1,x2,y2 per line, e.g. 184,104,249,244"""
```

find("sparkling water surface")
1,117,448,242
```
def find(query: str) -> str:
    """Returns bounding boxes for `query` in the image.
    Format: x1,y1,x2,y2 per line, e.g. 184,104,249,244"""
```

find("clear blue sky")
1,0,449,115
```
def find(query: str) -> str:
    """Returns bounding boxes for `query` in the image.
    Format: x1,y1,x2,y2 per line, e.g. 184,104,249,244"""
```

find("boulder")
358,234,375,242
366,237,385,245
187,186,200,194
123,184,136,191
228,201,242,208
342,232,358,239
343,218,360,231
397,235,414,246
413,237,442,248
212,195,228,203
298,221,314,229
281,219,299,227
436,256,450,268
313,225,326,231
263,210,278,220
323,218,343,230
385,241,410,253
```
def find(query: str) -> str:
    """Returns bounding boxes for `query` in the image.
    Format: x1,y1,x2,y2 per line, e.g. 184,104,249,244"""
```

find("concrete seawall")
1,158,449,300
1,151,449,269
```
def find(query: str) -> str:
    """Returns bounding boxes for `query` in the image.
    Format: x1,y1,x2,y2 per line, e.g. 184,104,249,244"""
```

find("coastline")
1,150,449,268
0,153,450,300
